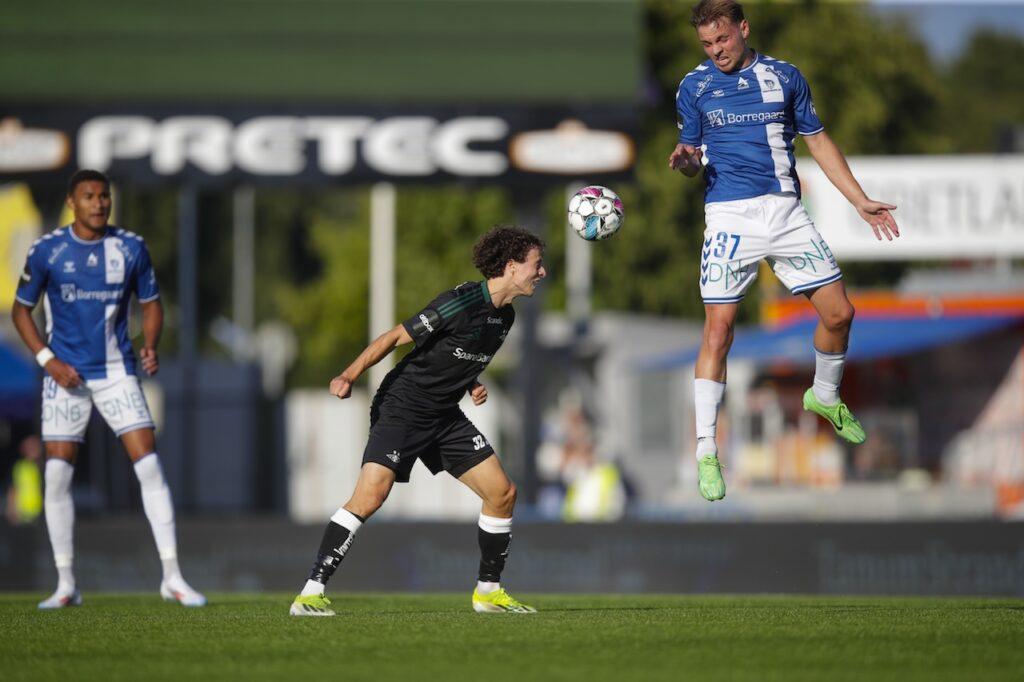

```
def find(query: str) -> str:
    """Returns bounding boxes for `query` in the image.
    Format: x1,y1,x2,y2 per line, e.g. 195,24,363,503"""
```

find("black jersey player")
290,226,546,616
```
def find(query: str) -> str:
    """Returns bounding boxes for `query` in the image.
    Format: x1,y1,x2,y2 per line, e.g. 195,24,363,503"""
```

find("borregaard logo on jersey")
706,110,726,128
60,284,75,302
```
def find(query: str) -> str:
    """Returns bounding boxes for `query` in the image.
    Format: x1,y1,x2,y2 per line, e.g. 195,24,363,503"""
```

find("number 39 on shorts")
713,232,741,259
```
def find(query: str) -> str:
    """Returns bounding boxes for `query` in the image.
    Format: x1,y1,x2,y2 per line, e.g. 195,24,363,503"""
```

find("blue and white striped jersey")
676,52,823,203
15,226,160,380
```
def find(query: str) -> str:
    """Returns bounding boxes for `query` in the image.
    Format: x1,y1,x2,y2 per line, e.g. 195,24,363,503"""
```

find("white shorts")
42,374,155,442
700,192,842,304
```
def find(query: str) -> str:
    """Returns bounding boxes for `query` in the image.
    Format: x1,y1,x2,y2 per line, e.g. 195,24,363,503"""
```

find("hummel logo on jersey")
385,450,400,463
63,261,75,273
737,77,750,90
87,253,98,267
706,110,726,128
419,314,435,333
712,89,725,98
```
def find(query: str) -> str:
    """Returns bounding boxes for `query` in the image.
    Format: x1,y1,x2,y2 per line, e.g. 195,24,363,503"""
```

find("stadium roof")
3,0,641,103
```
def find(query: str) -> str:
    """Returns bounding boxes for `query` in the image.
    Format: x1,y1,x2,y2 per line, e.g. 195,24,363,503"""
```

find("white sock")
43,459,76,590
694,379,726,460
133,454,181,580
301,579,325,597
812,348,845,406
476,581,500,594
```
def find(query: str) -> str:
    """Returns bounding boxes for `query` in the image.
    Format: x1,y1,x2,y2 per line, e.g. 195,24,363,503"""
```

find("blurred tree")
944,29,1024,153
270,185,512,386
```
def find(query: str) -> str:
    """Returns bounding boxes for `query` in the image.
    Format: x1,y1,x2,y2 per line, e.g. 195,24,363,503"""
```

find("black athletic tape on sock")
477,528,512,583
308,521,357,584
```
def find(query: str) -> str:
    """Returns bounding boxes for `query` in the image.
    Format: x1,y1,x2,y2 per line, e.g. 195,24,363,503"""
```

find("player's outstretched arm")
803,131,900,241
139,299,163,376
10,301,81,388
329,324,414,399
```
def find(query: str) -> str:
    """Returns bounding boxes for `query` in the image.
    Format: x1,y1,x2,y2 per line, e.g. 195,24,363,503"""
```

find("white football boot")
38,586,82,610
160,576,207,607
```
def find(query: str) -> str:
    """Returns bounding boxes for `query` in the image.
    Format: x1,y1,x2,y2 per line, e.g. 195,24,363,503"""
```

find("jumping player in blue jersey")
668,0,901,501
11,170,205,608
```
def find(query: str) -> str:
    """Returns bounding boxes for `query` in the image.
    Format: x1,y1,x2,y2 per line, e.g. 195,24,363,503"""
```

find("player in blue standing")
669,0,901,501
11,169,205,608
289,226,544,616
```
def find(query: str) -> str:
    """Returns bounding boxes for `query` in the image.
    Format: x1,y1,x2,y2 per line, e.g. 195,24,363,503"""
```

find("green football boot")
802,388,866,444
472,588,537,614
289,593,335,617
697,454,726,501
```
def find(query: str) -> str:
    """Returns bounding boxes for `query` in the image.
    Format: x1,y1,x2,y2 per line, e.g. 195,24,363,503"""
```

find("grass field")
1,593,1022,681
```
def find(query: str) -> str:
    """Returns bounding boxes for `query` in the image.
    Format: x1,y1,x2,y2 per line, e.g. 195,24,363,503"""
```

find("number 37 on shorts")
699,193,842,304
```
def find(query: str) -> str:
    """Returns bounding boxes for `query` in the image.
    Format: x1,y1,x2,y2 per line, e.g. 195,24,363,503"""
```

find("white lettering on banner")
800,155,1024,259
79,116,154,170
152,117,233,175
234,117,305,175
79,115,512,178
305,118,373,173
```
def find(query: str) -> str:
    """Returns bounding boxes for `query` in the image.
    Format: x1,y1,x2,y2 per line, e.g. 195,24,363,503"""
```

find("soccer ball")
568,185,624,241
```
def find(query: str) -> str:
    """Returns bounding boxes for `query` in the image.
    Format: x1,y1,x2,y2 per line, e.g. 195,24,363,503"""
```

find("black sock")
308,512,365,585
478,528,512,583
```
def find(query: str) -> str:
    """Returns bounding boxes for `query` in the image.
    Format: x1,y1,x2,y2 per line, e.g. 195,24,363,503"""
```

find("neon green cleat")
289,594,335,617
472,588,537,614
803,388,866,444
697,455,726,501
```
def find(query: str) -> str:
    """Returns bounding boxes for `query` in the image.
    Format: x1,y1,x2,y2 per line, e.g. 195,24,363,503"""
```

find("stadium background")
1,0,1023,599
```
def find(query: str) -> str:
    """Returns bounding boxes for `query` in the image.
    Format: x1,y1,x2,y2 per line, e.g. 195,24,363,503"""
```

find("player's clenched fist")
470,382,488,406
329,374,353,399
139,347,160,376
45,358,82,389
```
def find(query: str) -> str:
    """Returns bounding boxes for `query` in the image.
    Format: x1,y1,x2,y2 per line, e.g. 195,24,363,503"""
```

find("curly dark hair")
472,225,545,279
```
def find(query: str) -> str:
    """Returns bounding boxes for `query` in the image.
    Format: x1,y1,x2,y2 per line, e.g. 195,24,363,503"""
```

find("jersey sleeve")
402,291,456,347
14,242,48,307
133,242,160,302
676,79,702,145
791,68,824,135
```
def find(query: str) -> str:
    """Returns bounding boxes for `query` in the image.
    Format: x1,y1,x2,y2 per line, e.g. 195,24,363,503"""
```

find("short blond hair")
690,0,745,28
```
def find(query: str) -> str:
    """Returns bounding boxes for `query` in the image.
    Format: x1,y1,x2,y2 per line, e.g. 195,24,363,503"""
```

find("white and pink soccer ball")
567,185,624,241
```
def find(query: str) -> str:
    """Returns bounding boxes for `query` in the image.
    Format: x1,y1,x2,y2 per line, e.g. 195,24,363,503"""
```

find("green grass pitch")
1,593,1021,681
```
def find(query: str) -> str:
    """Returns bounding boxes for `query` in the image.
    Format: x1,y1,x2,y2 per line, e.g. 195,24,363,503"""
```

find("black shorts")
362,405,495,483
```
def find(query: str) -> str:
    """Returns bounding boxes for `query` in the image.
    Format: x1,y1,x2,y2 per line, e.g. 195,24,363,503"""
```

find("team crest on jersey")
762,78,779,91
765,65,790,84
695,74,713,97
60,284,76,302
706,109,726,128
108,258,122,271
87,253,99,267
737,77,750,90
